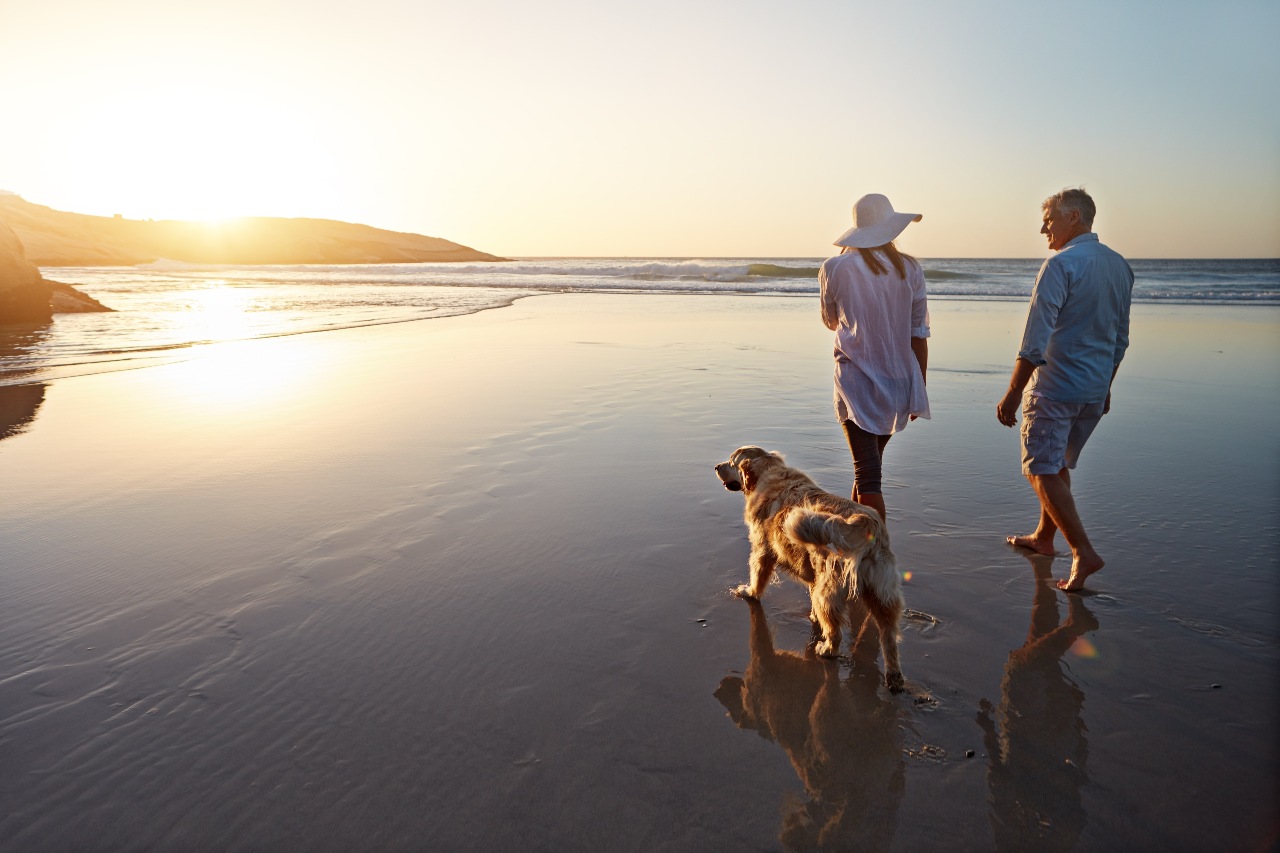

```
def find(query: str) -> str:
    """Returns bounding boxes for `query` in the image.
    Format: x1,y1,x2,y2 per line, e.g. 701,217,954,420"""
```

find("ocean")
2,257,1277,386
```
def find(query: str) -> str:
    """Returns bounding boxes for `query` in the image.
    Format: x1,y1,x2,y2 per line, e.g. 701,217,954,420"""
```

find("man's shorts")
1020,393,1105,476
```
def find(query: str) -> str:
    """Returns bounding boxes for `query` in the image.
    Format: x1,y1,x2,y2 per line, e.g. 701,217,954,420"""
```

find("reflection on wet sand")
715,599,904,852
0,324,49,440
0,382,45,440
977,554,1098,851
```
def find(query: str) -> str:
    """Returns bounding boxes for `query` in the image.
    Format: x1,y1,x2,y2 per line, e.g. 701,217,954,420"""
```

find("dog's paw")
814,639,838,658
733,584,759,600
885,671,906,694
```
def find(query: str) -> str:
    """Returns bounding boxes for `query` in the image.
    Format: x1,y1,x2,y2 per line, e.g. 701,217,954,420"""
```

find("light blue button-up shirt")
1019,232,1134,403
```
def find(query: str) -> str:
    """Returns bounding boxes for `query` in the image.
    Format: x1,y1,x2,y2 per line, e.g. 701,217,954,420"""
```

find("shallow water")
0,295,1276,851
7,256,1277,386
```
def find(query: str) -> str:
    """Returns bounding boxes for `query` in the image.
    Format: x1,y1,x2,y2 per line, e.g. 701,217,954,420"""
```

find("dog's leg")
736,545,777,599
865,591,905,693
845,597,878,662
811,578,844,658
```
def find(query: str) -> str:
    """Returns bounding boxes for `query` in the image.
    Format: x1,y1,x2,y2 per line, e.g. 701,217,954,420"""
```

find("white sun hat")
833,193,923,248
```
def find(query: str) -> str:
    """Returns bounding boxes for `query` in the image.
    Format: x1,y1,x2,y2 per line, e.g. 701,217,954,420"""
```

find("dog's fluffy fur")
715,445,905,692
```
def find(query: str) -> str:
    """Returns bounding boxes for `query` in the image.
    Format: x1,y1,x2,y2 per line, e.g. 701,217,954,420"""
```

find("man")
997,188,1134,591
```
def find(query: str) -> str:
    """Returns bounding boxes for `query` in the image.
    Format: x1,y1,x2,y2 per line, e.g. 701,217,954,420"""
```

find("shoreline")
6,292,1278,390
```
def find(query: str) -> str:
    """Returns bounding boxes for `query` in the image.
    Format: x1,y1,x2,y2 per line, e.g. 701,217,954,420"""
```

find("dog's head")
714,445,782,493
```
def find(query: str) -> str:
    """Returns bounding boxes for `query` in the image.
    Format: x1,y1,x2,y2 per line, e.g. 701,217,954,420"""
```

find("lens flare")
901,571,913,582
1069,636,1099,659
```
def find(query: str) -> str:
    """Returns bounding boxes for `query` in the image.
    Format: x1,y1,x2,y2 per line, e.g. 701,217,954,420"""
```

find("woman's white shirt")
819,252,930,435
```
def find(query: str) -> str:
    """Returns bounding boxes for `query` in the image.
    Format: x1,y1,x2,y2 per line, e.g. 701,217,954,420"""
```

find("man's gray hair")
1042,187,1096,227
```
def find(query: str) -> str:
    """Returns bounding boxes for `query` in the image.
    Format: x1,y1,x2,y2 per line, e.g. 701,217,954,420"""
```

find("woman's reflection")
715,599,904,852
977,554,1098,851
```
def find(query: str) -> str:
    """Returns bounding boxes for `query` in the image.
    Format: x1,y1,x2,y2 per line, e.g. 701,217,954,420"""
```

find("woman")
819,193,930,522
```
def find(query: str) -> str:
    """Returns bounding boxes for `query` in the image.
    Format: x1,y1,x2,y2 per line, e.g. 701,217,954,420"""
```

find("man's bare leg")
1008,470,1066,555
1028,468,1105,590
1006,504,1058,555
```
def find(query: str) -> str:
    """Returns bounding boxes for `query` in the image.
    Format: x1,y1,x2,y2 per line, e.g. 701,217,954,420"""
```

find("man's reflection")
977,554,1098,851
715,599,904,851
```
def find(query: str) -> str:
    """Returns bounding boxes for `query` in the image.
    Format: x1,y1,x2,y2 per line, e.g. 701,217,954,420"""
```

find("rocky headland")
0,193,506,323
0,193,505,266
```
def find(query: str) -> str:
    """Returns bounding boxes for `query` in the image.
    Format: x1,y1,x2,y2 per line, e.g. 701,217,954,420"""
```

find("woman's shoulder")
821,253,861,275
904,255,926,284
896,251,922,271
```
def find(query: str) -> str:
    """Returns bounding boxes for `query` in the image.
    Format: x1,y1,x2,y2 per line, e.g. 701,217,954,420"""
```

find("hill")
0,194,506,266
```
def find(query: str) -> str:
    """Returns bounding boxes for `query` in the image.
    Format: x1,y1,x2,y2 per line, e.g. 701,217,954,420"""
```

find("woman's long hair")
841,241,915,279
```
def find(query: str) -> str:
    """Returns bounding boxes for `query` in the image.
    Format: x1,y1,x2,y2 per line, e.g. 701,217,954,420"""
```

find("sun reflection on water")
184,283,254,343
170,340,319,410
152,280,320,409
153,284,328,413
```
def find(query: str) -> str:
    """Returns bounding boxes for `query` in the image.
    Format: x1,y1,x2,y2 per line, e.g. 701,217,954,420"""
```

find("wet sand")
1,294,1277,851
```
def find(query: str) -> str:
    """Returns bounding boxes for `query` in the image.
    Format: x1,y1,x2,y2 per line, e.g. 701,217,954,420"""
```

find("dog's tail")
785,507,902,603
785,507,878,556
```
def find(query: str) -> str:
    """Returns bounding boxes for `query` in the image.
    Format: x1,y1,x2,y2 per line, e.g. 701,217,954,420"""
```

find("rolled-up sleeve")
910,264,930,338
1018,258,1067,365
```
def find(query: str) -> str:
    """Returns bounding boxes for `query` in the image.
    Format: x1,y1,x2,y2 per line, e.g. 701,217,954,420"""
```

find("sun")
47,79,339,222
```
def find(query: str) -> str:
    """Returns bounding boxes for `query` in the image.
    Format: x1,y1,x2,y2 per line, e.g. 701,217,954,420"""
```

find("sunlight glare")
49,79,337,221
150,283,326,411
163,338,317,413
185,283,254,344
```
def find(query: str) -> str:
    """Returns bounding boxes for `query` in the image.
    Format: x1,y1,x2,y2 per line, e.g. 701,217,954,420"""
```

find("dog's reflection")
977,554,1097,852
715,599,904,852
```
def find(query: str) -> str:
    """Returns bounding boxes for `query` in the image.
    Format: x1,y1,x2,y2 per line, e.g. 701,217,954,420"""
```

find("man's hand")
997,387,1021,427
999,358,1037,428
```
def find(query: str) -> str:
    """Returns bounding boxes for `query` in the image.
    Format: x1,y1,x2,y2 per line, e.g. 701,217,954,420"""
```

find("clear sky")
2,0,1277,258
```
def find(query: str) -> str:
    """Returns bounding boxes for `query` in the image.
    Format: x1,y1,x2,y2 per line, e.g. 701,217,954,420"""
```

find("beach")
1,292,1277,851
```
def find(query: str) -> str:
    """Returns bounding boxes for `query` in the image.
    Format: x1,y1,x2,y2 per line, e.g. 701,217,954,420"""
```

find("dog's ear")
737,458,760,493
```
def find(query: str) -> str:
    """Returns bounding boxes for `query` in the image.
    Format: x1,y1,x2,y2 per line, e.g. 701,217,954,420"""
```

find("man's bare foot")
1007,534,1056,556
1057,554,1104,591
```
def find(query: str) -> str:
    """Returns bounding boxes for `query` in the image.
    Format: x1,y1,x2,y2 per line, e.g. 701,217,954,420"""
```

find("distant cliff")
0,194,507,266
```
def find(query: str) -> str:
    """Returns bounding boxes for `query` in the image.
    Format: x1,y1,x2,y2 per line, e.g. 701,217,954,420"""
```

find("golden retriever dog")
714,445,905,692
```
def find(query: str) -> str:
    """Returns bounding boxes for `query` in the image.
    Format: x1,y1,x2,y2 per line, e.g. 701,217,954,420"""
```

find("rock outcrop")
49,281,113,313
0,219,52,323
0,193,507,265
1,218,113,322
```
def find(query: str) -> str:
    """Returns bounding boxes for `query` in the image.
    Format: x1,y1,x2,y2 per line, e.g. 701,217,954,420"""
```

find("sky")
1,0,1277,258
